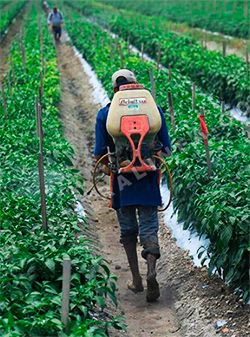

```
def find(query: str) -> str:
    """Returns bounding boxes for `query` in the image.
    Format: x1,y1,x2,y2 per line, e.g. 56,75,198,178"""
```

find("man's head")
112,69,137,92
53,7,58,13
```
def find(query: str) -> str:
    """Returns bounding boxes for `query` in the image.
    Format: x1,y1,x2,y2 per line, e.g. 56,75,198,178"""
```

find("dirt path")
0,4,28,82
56,32,249,337
203,40,245,59
174,29,246,59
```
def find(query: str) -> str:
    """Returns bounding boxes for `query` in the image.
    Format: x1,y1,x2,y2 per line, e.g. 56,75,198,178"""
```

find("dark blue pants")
52,26,61,40
116,206,160,259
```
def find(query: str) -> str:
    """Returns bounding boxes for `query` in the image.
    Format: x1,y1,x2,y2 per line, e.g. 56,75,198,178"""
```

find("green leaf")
45,259,55,272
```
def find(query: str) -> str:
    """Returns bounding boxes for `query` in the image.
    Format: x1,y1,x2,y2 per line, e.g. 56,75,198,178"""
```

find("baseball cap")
112,69,137,88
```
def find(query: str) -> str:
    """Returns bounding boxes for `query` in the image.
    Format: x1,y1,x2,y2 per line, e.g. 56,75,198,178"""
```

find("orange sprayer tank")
106,84,162,173
107,84,161,137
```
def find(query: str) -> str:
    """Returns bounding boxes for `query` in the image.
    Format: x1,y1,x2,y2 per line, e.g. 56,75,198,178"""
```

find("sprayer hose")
92,154,173,212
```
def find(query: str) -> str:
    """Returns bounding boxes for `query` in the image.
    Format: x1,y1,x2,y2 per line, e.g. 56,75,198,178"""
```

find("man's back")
94,68,171,302
94,103,171,209
48,11,63,26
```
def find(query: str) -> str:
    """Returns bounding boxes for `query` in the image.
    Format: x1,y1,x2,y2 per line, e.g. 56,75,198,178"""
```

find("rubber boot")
123,241,144,293
146,253,160,302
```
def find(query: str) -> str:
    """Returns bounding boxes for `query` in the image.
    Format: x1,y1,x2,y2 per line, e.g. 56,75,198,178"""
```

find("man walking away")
94,69,171,302
47,7,63,42
42,1,49,14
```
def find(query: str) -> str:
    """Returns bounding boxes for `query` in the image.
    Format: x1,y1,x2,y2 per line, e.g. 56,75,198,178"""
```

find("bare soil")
203,40,245,59
56,33,250,337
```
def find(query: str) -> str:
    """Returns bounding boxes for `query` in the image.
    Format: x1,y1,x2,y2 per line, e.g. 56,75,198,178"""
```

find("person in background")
47,7,63,42
42,1,49,14
94,69,171,302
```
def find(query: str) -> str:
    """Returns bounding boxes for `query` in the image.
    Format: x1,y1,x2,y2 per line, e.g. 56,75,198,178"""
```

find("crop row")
65,0,249,114
0,0,27,41
0,0,9,9
62,7,250,302
100,0,250,39
0,5,123,337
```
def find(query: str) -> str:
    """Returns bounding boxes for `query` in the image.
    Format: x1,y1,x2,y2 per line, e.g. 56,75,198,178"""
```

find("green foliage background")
61,5,250,302
0,0,27,40
100,0,250,39
0,4,124,336
65,0,249,113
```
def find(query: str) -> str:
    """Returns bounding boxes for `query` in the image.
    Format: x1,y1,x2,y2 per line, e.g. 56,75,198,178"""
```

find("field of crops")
62,0,249,295
0,0,27,40
0,3,122,336
102,0,250,39
0,0,249,336
67,0,249,113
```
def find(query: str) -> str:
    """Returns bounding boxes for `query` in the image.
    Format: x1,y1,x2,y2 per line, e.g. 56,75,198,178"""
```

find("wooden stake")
38,15,45,75
223,0,227,13
213,0,217,11
246,44,249,81
7,72,12,98
38,16,43,51
1,82,8,118
61,257,71,331
141,42,144,61
36,97,48,231
246,125,250,140
244,0,248,18
246,45,249,65
167,91,176,130
115,38,119,52
149,68,156,100
203,32,207,49
232,1,237,14
109,38,113,59
222,40,227,57
168,65,171,82
92,33,96,49
127,37,130,54
192,82,196,110
206,0,210,11
118,43,124,68
42,53,46,76
157,46,161,70
11,58,16,83
220,1,223,17
40,72,44,97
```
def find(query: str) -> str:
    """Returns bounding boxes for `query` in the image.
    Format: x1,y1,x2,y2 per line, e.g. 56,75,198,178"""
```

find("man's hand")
101,164,111,176
94,155,111,175
157,148,171,158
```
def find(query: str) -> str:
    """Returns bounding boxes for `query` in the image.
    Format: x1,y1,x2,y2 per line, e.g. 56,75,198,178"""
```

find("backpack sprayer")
91,83,173,211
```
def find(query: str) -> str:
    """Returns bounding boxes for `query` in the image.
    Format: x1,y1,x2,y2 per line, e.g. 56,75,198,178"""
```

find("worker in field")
47,6,63,42
42,1,49,14
94,69,171,302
